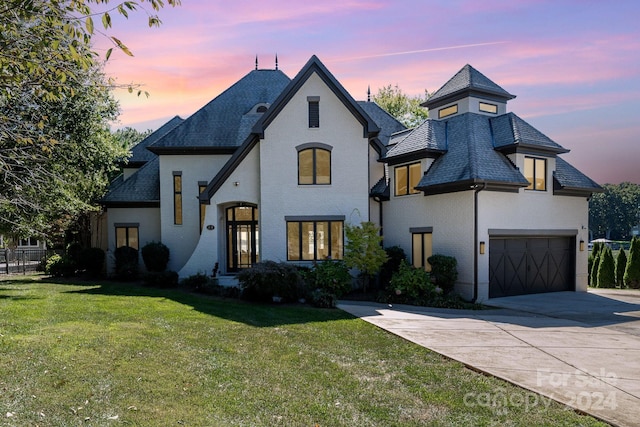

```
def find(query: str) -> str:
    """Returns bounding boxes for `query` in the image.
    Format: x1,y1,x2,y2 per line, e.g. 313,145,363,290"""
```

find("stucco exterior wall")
477,189,590,301
179,146,261,278
159,154,231,272
105,207,160,274
259,72,371,264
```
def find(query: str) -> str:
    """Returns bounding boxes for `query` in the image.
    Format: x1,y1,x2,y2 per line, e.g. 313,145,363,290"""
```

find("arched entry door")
226,205,259,272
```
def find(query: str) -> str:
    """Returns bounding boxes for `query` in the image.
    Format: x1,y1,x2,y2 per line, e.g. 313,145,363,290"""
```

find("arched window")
297,143,332,185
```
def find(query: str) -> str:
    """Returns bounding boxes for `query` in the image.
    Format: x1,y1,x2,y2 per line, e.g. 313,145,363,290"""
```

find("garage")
489,235,575,298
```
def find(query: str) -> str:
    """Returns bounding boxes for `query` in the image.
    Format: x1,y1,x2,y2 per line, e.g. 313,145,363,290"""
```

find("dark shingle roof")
424,64,515,109
384,120,447,162
416,113,529,193
151,69,291,151
370,175,390,200
554,157,602,195
491,113,569,154
101,158,160,206
128,116,183,165
358,101,406,146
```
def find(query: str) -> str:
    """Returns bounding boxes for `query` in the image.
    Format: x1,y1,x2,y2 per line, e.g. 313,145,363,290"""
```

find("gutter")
472,182,487,303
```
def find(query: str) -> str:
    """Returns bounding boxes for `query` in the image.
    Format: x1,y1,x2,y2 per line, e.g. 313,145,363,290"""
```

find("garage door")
489,237,575,298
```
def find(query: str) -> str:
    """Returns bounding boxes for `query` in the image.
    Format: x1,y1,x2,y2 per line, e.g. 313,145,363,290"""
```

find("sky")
97,0,640,185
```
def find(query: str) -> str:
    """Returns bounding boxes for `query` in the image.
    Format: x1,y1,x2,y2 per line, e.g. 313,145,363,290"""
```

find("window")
298,146,331,185
524,157,546,191
115,225,139,250
479,102,498,114
411,229,433,272
438,104,458,119
18,237,38,247
173,172,182,225
286,218,343,261
308,96,320,128
394,163,421,196
199,182,207,233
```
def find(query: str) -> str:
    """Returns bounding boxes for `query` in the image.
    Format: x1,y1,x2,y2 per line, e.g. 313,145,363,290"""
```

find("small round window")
256,105,268,113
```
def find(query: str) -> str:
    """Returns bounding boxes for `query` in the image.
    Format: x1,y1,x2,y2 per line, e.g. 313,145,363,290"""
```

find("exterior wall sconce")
580,240,585,251
479,241,485,254
233,181,240,186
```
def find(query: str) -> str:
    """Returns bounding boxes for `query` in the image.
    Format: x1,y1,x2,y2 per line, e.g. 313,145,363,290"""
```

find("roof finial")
255,55,258,70
275,53,278,70
367,85,371,102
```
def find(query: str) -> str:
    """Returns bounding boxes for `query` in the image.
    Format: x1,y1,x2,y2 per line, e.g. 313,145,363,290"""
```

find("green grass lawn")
1,276,606,426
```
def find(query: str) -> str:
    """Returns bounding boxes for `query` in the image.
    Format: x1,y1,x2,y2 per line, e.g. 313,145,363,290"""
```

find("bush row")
589,237,640,289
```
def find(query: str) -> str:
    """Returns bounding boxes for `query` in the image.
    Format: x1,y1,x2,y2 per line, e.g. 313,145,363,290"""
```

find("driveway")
338,289,640,427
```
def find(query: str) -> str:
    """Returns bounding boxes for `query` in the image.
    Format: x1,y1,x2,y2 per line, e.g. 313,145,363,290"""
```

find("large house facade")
101,56,601,301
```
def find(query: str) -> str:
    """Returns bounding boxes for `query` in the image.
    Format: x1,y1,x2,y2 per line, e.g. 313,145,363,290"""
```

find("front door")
226,205,259,272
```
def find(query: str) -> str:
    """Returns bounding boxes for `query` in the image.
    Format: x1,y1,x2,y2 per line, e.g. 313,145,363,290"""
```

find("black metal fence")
0,248,53,275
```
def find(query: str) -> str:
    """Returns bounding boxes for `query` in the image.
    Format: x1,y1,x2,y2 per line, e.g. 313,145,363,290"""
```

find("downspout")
472,182,487,303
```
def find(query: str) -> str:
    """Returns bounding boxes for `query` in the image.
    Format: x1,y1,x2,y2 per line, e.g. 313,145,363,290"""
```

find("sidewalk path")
339,290,640,427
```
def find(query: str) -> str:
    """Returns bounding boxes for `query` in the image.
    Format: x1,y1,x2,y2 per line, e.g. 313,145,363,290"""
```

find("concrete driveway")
338,289,640,427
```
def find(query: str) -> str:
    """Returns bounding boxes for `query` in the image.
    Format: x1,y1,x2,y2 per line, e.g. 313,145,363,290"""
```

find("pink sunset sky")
97,0,640,185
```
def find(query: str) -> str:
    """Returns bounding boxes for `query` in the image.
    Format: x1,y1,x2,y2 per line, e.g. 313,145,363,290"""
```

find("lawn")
1,276,606,426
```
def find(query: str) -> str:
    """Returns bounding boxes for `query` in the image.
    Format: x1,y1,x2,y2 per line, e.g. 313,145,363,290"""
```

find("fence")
0,248,53,275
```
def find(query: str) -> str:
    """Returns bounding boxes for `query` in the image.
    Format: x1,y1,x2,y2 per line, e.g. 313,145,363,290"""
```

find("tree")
373,84,429,128
1,62,127,242
616,248,628,288
1,0,179,241
114,127,154,150
624,237,640,289
589,183,640,240
596,246,616,288
344,221,388,292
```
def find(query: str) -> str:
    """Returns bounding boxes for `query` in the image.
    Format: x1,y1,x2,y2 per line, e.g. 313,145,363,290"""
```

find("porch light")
479,241,485,254
580,240,585,252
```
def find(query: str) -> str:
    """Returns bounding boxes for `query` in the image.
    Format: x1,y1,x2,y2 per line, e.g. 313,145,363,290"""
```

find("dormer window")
479,102,498,114
438,104,458,119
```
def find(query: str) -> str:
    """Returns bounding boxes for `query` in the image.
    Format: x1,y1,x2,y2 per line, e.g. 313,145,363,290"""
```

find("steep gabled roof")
553,157,602,196
415,113,529,194
126,116,184,166
424,64,515,109
491,113,569,155
101,158,160,207
252,55,380,138
149,69,291,154
202,55,381,202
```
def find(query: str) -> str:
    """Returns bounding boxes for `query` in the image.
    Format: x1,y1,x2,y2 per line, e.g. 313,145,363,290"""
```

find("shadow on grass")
38,276,353,328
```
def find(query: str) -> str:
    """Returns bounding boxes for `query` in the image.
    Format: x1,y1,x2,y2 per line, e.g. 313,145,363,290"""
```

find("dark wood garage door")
489,237,575,298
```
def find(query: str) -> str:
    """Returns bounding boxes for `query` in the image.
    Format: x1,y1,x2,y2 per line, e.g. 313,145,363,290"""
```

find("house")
101,56,601,301
378,64,601,300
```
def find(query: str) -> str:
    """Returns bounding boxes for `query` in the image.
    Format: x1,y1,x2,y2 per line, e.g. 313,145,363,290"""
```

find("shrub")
143,271,179,288
237,261,303,302
79,247,105,276
306,259,352,298
379,246,407,287
45,254,76,277
309,289,337,308
427,254,458,294
344,222,388,291
114,246,139,279
66,242,83,266
141,241,170,272
616,249,628,288
596,246,616,288
624,237,640,289
386,260,436,304
180,272,211,291
590,254,600,287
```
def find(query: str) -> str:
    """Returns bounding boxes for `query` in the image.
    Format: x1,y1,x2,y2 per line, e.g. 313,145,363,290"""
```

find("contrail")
332,41,508,62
